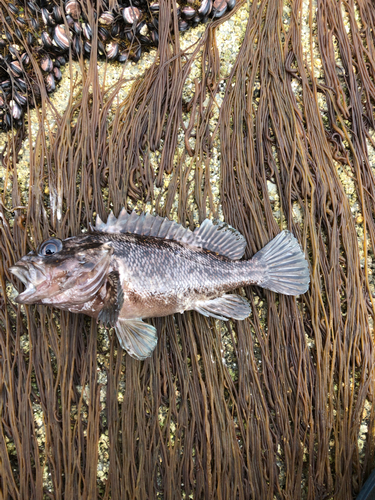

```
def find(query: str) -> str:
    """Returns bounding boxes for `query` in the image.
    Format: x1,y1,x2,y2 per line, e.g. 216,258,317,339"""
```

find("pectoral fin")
193,294,251,321
98,270,124,327
115,318,158,360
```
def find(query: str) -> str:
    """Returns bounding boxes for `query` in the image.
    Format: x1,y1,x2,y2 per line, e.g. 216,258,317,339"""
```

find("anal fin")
115,318,158,360
193,294,251,321
98,270,124,327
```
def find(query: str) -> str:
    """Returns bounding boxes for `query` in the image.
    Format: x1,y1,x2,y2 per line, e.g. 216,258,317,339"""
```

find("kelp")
1,0,375,498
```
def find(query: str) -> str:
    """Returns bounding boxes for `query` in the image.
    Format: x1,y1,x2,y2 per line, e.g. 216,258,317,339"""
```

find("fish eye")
38,238,63,257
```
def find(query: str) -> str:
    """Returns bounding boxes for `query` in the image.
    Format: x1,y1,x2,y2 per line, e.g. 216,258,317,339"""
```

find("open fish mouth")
9,262,39,304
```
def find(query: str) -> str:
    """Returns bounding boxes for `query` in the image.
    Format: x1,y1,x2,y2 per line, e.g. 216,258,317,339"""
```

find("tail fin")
252,231,310,296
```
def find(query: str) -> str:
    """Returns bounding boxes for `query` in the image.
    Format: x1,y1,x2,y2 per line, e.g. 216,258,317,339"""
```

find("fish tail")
250,231,310,296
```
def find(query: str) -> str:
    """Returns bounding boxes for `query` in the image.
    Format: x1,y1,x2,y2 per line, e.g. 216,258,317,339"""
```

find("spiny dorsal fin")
93,209,247,260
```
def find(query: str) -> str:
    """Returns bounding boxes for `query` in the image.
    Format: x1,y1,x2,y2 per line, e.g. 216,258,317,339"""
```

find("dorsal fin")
93,209,247,260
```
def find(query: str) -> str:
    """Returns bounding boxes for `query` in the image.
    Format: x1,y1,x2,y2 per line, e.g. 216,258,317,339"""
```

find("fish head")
9,235,113,306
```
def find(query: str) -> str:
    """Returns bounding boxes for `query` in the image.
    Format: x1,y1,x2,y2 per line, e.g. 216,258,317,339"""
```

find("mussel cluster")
0,0,236,130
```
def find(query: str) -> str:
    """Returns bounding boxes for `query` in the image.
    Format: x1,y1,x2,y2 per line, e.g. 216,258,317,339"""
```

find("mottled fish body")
10,210,310,360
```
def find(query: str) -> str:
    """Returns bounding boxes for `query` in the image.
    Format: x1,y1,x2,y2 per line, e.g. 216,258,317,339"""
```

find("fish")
9,210,310,360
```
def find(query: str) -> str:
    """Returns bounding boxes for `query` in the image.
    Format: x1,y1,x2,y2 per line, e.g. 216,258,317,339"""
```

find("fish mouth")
9,263,38,304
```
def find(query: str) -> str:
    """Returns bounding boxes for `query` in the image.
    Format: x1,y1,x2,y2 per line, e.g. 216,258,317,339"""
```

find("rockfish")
10,210,310,360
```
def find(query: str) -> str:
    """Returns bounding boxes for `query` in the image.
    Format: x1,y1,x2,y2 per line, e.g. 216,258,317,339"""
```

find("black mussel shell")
27,2,38,15
181,6,196,20
82,23,92,39
65,0,81,20
14,78,27,92
16,17,27,26
13,91,27,106
84,41,91,54
56,55,67,65
8,3,19,15
106,41,118,60
31,18,39,30
1,80,11,90
40,55,53,72
21,52,30,65
54,25,71,50
149,2,159,12
212,0,227,17
9,100,23,119
99,11,115,25
41,7,55,27
118,50,129,63
199,0,212,17
72,36,82,56
45,73,55,92
98,26,110,42
41,31,53,48
53,5,63,24
53,66,62,81
178,19,189,32
9,60,23,77
130,45,141,63
123,6,141,24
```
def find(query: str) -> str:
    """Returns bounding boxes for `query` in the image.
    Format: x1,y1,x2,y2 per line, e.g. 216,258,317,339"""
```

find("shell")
31,18,39,30
45,73,55,92
41,31,53,49
149,2,159,12
178,19,189,32
9,61,23,77
181,6,196,20
9,100,22,120
54,25,71,50
65,0,81,20
0,80,11,90
41,8,55,27
106,41,119,60
123,6,141,24
21,53,30,65
53,66,62,81
53,5,64,24
118,50,129,63
8,45,19,58
16,17,27,26
65,14,75,29
56,55,67,65
212,0,227,17
40,55,53,72
13,91,27,106
8,3,19,15
84,41,91,54
111,23,120,38
98,27,110,42
72,36,82,56
199,0,212,17
82,23,92,40
15,78,27,92
99,11,115,25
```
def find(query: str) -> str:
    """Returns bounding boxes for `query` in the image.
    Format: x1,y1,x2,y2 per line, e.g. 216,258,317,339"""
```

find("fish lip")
14,283,37,304
9,263,37,304
9,263,31,286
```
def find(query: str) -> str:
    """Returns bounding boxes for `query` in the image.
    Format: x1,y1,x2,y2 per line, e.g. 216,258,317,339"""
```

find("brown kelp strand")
1,0,375,498
0,0,236,130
